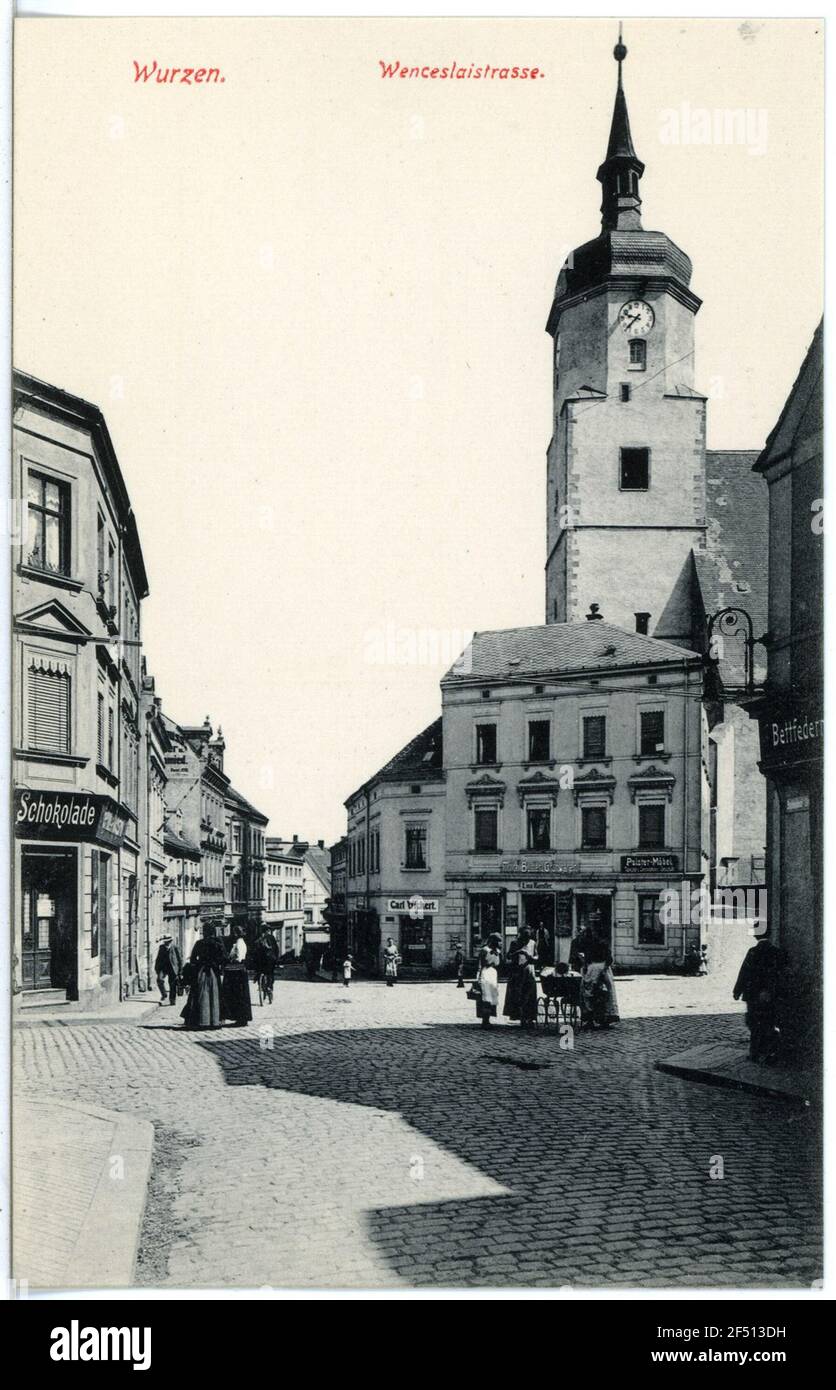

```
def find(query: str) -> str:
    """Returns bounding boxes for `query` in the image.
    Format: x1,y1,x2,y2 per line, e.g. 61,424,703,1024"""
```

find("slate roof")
346,717,444,805
755,320,823,471
694,451,769,683
225,783,269,825
442,622,700,685
163,827,201,859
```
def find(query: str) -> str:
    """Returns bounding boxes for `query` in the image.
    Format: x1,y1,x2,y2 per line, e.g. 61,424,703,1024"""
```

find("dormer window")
628,339,646,371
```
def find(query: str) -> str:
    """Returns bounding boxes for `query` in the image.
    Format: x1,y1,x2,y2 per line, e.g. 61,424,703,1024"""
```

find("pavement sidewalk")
14,989,161,1028
656,1036,819,1106
13,1097,154,1290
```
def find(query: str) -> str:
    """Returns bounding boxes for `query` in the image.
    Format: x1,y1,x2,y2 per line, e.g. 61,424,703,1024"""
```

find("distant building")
264,848,305,958
139,666,170,988
749,322,823,1061
268,836,331,954
162,716,229,941
224,779,268,945
162,825,202,959
326,835,348,961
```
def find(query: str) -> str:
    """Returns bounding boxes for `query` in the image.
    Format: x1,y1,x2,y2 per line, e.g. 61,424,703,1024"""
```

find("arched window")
629,339,646,370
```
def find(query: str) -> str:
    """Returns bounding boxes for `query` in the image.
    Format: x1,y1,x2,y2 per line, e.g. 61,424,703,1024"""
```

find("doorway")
20,848,77,994
522,893,556,966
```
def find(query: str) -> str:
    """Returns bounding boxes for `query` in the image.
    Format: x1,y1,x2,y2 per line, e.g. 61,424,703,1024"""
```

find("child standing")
343,955,355,988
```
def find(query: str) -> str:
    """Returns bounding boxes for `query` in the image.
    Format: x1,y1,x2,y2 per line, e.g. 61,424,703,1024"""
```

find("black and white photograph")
6,10,826,1317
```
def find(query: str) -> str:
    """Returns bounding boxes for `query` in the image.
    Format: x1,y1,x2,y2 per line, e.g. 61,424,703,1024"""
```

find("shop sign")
388,896,438,915
621,853,679,873
500,857,582,876
757,697,823,771
14,789,129,848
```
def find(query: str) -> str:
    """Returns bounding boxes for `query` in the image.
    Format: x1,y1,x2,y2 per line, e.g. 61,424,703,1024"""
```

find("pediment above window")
628,765,676,802
572,766,617,806
517,770,561,806
16,598,92,642
465,772,506,806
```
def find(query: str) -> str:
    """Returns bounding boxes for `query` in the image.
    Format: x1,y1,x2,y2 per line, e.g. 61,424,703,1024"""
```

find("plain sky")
13,16,823,845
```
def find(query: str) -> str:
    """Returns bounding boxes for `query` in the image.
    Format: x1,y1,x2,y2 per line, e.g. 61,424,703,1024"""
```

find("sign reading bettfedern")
757,698,823,771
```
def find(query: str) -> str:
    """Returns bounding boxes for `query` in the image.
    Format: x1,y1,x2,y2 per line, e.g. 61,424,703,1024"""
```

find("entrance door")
522,893,556,966
469,894,502,955
575,894,613,949
398,913,432,966
21,848,77,993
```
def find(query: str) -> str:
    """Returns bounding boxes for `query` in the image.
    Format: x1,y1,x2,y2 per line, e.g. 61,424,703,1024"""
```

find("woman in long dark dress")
221,925,253,1025
503,928,538,1027
181,924,225,1030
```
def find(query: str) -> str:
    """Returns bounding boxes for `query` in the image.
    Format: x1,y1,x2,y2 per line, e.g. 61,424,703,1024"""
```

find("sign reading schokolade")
14,789,129,848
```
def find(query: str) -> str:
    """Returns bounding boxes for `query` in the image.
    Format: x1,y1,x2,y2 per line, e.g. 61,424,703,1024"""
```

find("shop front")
386,895,439,971
14,788,130,1007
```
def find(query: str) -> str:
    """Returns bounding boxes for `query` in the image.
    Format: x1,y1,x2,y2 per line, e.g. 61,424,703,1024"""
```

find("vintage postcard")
9,13,824,1307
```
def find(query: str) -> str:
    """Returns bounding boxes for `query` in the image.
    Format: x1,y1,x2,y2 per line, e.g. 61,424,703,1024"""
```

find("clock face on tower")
618,300,655,337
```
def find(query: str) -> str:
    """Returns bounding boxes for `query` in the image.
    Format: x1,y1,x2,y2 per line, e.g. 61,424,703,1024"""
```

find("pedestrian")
580,935,620,1028
383,937,400,987
181,924,225,1031
503,927,538,1028
343,954,355,988
154,933,182,1006
733,921,783,1063
454,941,465,988
473,933,502,1028
221,924,253,1026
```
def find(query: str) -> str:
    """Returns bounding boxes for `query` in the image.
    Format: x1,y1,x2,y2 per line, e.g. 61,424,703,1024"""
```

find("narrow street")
15,970,821,1289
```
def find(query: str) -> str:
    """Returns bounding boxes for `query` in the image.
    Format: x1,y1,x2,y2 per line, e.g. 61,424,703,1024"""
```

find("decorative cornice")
572,766,617,805
627,764,676,802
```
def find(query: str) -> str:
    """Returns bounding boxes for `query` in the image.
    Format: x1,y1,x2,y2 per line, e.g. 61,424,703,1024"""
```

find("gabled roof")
164,827,201,860
225,783,269,825
345,717,444,805
755,320,823,472
442,622,699,685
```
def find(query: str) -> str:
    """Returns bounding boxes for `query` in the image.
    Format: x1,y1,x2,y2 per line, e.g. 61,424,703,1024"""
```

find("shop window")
620,446,649,489
474,805,498,852
475,723,497,765
581,805,607,849
640,709,665,755
638,803,666,848
526,807,551,851
638,893,665,946
27,662,71,754
582,714,606,759
404,824,427,869
27,470,71,575
528,719,550,762
469,894,502,954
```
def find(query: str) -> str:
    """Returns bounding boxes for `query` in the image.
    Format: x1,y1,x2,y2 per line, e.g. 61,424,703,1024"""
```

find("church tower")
545,34,706,643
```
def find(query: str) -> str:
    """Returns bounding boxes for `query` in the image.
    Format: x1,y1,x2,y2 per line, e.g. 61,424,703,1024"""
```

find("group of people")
155,922,284,1032
470,926,620,1031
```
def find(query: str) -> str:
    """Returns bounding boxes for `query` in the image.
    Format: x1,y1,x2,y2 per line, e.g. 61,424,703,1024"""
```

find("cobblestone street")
14,971,821,1290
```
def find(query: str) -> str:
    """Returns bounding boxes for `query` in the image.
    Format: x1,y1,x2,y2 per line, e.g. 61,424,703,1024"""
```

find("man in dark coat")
155,934,183,1006
733,922,784,1063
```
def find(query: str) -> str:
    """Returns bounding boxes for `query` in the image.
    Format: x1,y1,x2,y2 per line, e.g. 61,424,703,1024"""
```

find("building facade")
749,322,823,1062
162,716,229,942
345,721,446,974
264,848,306,958
13,373,149,1008
441,623,705,971
163,826,202,959
138,666,169,990
224,780,268,945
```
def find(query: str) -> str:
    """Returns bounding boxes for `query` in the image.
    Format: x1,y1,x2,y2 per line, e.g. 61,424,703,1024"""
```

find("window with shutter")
640,709,665,755
28,665,71,753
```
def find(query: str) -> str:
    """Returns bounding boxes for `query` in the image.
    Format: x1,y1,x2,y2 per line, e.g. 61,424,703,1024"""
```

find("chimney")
318,839,324,849
292,834,298,843
635,612,650,635
586,603,603,622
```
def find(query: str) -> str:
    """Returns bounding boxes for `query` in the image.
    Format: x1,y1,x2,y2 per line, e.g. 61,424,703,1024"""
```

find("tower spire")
597,26,644,231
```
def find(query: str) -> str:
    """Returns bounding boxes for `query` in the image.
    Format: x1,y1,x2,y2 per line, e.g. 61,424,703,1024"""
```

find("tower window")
628,339,646,371
620,383,631,402
620,447,650,491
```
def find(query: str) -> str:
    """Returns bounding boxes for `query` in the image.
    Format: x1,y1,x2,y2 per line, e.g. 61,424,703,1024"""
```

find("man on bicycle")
253,926,281,1004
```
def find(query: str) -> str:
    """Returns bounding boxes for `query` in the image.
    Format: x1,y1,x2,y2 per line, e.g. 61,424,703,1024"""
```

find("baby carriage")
537,967,582,1031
